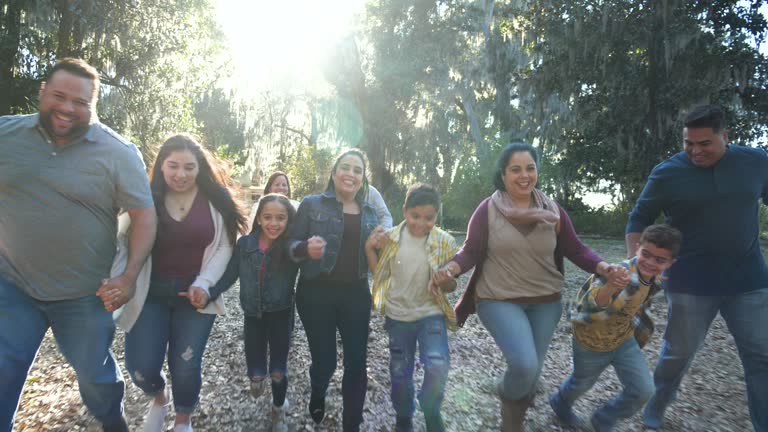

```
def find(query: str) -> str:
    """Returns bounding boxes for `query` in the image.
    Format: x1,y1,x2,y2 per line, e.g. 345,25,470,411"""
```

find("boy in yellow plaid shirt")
365,184,458,432
549,224,682,431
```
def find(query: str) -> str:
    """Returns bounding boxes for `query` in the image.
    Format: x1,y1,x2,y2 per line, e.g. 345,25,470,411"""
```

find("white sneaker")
271,400,289,432
173,422,193,432
250,377,268,398
142,388,171,432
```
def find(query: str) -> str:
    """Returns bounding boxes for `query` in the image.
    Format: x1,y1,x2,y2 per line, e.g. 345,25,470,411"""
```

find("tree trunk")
646,0,662,155
456,89,491,168
0,0,22,115
56,0,75,57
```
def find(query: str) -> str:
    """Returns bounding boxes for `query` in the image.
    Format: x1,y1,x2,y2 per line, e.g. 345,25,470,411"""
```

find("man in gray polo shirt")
0,58,157,432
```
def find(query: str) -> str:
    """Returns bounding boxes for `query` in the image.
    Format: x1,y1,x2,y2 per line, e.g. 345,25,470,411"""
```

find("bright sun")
215,0,366,96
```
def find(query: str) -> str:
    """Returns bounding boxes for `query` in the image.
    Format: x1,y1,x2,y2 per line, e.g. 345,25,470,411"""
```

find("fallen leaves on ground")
14,286,750,432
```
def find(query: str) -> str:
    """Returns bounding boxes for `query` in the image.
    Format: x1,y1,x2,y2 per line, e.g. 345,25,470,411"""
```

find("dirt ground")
13,237,754,431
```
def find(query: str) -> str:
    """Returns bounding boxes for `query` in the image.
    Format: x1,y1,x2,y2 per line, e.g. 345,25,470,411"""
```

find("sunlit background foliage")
1,0,766,233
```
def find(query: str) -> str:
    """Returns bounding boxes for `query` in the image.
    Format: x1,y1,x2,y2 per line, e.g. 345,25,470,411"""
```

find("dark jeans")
124,276,216,414
386,315,449,432
244,308,293,407
0,275,124,431
296,278,371,431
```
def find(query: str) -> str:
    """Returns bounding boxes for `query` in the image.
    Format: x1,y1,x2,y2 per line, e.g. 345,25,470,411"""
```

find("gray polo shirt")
0,114,154,300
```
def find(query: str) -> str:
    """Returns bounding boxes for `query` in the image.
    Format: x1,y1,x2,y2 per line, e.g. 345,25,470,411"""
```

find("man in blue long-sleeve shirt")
626,105,768,431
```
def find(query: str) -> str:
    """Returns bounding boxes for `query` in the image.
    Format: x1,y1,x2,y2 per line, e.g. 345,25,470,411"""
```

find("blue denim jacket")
288,190,379,280
210,229,298,318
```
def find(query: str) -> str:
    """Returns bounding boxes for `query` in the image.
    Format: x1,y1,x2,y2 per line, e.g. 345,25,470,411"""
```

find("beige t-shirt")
384,227,443,322
476,203,564,300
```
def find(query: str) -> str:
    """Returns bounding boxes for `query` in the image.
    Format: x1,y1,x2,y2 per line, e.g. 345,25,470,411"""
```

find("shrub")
567,207,629,238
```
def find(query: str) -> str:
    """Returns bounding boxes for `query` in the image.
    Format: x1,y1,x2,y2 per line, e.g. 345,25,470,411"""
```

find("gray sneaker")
271,400,289,432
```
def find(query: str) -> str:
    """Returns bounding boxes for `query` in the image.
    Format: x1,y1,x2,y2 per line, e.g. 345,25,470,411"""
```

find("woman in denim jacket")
211,194,298,432
288,148,383,432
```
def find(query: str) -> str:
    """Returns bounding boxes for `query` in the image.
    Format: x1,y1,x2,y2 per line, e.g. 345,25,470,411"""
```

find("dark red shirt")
153,192,214,278
319,212,361,282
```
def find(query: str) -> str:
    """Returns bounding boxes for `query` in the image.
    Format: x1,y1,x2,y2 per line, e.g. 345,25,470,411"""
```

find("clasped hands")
364,225,388,252
596,261,631,293
97,274,210,311
429,261,461,299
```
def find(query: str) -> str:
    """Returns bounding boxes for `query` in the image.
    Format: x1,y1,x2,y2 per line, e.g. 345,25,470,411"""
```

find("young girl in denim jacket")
211,193,298,432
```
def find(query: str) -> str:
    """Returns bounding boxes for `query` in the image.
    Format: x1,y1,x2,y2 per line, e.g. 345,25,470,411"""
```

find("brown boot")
525,391,536,408
498,385,529,432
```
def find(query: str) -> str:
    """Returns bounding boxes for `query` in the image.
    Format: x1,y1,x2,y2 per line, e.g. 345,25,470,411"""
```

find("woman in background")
248,171,300,230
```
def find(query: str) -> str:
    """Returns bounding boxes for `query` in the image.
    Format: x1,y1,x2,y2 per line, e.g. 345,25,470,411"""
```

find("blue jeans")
477,299,563,400
645,289,768,431
558,338,654,430
124,276,216,414
385,315,450,431
0,274,124,432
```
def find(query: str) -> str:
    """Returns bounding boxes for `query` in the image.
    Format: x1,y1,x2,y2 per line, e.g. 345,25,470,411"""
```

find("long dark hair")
325,148,369,202
251,193,296,268
149,133,247,244
263,171,292,198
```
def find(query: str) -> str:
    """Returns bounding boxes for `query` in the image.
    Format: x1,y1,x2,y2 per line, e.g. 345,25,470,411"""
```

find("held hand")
593,263,628,306
179,286,210,309
596,261,621,277
598,262,630,288
433,261,460,288
365,225,384,251
365,235,377,253
96,274,136,312
367,225,388,250
307,236,327,260
431,269,453,289
595,261,629,291
428,277,441,299
429,272,456,298
375,225,388,248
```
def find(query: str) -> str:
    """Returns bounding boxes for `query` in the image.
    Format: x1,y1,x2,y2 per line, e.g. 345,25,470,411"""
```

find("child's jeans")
557,337,654,430
385,314,449,432
244,308,293,407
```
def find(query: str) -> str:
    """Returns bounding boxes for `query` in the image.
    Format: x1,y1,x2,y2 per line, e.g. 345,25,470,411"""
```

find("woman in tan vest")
435,143,627,431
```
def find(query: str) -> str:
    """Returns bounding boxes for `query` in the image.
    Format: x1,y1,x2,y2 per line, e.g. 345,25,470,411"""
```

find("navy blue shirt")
627,145,768,295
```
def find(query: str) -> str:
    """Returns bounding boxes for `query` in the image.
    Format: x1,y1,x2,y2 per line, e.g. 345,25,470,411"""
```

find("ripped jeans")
244,308,293,407
124,276,216,414
385,314,450,430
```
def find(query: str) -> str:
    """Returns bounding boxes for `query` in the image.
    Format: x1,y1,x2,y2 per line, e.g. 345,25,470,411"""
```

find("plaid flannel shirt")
371,222,459,331
571,257,661,351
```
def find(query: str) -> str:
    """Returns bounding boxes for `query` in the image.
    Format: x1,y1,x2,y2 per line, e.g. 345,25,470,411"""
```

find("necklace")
166,192,196,214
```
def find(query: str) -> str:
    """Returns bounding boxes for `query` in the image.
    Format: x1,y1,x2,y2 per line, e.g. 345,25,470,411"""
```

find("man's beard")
40,110,90,143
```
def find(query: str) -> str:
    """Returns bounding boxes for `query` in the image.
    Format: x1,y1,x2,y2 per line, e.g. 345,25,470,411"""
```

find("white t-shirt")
384,226,442,321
